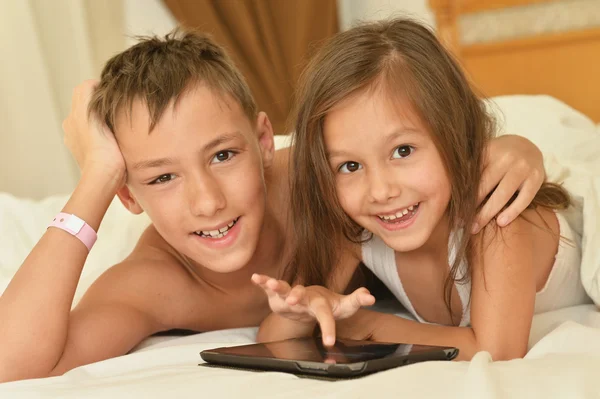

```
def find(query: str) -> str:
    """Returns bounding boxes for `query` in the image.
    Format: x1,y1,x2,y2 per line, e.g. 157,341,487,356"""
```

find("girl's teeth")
378,204,419,221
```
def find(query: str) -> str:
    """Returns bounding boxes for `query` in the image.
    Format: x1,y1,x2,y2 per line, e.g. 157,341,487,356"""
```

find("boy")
0,31,545,382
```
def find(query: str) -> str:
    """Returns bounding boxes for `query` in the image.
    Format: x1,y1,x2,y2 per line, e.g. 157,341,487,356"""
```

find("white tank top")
361,211,590,326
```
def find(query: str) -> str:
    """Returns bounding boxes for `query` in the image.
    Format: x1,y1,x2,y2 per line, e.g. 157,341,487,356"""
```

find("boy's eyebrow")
131,157,175,170
130,132,243,171
203,132,243,153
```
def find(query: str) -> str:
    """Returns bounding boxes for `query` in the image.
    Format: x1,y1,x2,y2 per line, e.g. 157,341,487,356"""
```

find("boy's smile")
112,83,274,273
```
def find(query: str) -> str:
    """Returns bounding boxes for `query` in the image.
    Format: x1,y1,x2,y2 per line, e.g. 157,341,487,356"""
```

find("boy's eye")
339,161,362,174
212,150,236,163
150,174,175,185
392,145,413,159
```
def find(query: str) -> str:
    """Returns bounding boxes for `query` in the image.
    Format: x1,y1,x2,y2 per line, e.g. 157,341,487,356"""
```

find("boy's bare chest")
184,278,272,332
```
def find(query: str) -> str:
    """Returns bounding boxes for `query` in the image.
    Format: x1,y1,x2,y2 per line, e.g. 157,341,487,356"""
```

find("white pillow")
0,193,151,303
487,95,599,168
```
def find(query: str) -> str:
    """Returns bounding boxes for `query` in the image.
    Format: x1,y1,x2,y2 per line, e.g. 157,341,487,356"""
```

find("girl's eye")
339,161,362,174
212,150,236,164
150,174,175,185
392,145,413,159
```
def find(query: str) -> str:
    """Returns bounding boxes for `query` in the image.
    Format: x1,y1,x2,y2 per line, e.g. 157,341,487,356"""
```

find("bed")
2,2,600,396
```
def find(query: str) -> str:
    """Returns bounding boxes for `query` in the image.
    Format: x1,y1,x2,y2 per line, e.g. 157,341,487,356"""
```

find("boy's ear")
255,111,275,169
116,185,144,215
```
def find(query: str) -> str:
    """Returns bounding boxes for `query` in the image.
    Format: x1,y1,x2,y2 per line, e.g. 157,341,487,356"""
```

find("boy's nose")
187,175,226,217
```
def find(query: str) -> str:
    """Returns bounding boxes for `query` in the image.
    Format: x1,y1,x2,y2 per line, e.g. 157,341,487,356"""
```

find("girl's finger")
339,288,375,317
310,297,336,346
286,285,306,306
265,278,292,296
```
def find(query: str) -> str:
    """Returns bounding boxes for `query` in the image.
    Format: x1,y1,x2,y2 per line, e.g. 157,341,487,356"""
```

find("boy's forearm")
256,313,317,343
0,171,120,381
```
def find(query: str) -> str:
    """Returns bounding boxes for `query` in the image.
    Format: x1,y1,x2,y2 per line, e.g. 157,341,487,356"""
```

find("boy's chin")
188,247,255,274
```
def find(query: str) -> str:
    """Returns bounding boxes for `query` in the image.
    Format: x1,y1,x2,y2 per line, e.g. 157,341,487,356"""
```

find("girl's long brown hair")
286,18,569,320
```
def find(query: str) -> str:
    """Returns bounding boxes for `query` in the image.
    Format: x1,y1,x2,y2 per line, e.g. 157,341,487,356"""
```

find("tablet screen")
209,338,445,364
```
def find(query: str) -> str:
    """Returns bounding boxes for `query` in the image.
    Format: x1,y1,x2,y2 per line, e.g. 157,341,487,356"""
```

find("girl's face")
323,88,452,253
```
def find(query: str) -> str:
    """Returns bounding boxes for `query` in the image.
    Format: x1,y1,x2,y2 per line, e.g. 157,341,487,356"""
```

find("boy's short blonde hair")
90,30,257,133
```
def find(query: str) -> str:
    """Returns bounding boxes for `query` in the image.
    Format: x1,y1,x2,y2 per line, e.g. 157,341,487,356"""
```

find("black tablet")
200,337,458,378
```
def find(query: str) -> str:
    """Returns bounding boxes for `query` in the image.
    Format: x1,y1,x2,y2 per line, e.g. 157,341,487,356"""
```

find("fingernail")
324,336,335,346
497,215,507,226
471,223,480,234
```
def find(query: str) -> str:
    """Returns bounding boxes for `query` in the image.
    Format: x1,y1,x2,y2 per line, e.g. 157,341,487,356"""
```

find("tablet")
200,337,458,378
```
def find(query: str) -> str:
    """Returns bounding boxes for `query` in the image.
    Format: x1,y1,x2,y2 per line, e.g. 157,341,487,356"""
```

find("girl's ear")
116,185,144,215
255,111,275,169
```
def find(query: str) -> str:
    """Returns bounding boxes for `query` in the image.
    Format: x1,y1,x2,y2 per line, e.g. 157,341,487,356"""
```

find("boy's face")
113,84,274,273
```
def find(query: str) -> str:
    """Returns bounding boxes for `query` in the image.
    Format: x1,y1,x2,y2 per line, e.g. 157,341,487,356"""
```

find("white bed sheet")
1,305,599,398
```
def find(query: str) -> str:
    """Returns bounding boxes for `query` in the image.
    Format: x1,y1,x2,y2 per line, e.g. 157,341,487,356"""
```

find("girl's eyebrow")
327,149,351,159
327,128,421,160
385,128,421,143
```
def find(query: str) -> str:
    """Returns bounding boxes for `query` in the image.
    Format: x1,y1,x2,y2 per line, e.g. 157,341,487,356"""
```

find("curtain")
0,0,125,199
162,0,339,134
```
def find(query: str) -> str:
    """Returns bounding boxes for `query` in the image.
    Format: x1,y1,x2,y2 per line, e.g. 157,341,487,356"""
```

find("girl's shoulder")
473,207,560,271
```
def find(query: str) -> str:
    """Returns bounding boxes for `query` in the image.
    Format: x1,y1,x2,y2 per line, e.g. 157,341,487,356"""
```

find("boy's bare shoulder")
80,224,269,332
79,225,205,329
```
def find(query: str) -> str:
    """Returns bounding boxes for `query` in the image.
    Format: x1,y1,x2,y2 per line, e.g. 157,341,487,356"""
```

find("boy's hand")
473,135,544,233
62,80,125,185
251,274,375,346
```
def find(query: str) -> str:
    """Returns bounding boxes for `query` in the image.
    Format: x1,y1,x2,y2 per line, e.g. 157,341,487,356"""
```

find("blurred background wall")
1,0,595,199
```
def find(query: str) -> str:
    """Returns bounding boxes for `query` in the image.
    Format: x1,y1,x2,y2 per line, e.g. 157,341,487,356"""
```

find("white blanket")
1,305,599,398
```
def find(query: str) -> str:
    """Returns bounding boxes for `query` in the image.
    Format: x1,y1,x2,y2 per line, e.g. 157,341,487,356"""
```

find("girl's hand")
473,135,544,233
62,80,126,185
251,274,375,346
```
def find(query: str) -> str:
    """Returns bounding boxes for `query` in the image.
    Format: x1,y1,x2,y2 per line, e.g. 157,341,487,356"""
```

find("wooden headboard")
428,0,600,122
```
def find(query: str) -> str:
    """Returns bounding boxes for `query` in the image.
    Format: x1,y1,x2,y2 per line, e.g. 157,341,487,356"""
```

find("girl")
252,18,592,360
